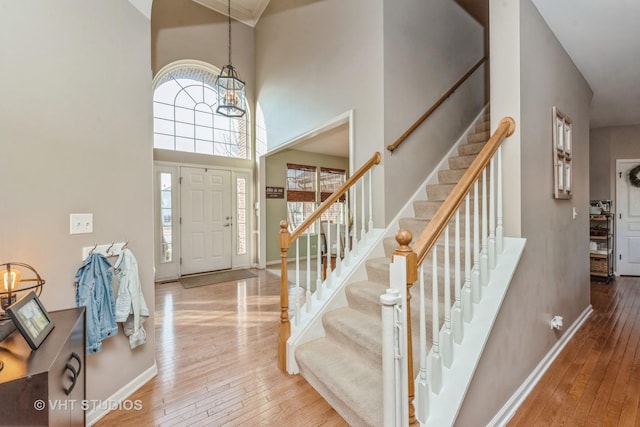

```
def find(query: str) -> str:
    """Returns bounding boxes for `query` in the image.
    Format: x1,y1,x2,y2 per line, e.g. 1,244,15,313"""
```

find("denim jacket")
75,253,118,353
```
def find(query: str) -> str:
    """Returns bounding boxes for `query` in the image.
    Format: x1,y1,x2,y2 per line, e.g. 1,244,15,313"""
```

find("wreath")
630,164,640,188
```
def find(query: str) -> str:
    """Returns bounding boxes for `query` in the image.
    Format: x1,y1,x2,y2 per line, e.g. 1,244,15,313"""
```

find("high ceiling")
191,0,270,26
531,0,640,128
195,0,640,132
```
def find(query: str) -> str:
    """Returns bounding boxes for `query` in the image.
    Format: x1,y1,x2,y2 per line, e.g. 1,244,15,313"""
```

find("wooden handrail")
289,151,382,242
386,57,487,153
278,150,381,372
412,117,516,266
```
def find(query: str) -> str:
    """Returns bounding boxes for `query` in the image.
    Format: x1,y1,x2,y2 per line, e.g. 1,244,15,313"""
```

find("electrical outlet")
70,213,93,234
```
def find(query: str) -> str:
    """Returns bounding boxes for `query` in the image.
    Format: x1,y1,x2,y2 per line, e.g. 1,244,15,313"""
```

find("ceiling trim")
191,0,270,27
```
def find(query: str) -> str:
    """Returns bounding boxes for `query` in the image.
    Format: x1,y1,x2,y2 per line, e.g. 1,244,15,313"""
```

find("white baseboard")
487,305,593,426
86,362,158,426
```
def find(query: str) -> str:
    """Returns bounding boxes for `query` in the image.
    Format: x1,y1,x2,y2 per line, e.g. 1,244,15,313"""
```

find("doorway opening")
258,111,353,268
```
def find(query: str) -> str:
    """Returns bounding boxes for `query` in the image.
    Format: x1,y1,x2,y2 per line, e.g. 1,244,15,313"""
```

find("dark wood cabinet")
0,307,86,426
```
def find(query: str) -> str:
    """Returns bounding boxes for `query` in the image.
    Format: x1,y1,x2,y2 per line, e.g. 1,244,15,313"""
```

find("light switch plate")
70,213,93,234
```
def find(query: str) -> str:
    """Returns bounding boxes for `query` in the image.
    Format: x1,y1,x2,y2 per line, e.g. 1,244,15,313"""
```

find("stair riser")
475,121,490,132
427,183,485,201
345,281,389,314
448,155,477,170
345,279,453,328
366,259,450,286
467,131,490,144
458,141,486,156
438,168,467,184
413,199,476,219
383,235,471,258
398,217,473,240
323,310,382,369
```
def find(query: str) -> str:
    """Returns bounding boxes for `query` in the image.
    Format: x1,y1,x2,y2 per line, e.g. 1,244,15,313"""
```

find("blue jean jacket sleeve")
75,253,118,353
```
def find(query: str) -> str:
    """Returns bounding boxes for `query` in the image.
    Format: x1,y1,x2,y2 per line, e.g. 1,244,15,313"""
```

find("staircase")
295,111,492,426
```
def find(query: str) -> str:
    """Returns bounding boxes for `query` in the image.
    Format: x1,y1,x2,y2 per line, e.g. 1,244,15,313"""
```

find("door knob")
223,223,230,227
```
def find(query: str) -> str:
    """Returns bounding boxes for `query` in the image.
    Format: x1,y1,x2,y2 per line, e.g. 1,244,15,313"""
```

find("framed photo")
6,291,55,350
552,107,573,199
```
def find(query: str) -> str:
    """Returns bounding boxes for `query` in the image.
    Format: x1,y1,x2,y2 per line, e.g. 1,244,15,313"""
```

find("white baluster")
361,179,366,243
497,146,504,253
343,201,351,266
336,208,342,277
441,226,453,368
326,219,332,289
295,239,300,326
429,247,442,394
472,181,480,302
368,169,374,236
488,157,496,269
316,218,323,300
463,193,473,322
352,185,359,254
453,210,463,343
416,265,428,423
306,230,312,313
480,168,489,287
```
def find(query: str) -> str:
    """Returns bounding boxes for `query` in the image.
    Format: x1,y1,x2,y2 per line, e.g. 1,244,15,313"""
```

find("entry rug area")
180,269,257,289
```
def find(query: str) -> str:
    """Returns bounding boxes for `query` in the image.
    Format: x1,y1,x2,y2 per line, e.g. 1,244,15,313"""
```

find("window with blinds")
286,164,317,232
320,167,346,223
285,164,347,233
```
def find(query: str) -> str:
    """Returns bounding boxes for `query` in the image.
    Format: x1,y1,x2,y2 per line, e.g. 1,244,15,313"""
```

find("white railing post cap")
380,289,403,306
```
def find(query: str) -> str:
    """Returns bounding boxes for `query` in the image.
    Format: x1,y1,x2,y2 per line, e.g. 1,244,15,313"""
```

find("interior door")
181,167,232,274
616,159,640,276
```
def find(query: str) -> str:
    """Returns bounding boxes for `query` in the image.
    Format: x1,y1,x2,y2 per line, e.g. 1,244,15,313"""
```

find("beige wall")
457,0,593,424
382,0,485,220
590,125,640,202
256,0,485,224
0,0,155,406
265,149,349,263
255,0,385,225
152,0,255,106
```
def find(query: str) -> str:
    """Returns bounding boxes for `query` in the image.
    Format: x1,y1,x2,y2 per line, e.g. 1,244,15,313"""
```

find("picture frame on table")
6,291,55,350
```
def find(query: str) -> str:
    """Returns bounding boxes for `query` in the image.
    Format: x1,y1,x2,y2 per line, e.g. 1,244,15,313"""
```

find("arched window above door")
153,61,249,159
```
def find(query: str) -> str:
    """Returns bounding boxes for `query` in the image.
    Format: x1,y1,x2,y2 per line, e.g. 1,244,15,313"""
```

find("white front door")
181,167,232,274
616,159,640,276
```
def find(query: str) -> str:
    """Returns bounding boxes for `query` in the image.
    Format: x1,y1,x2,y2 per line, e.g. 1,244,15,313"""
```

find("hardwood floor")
97,272,640,426
509,276,640,426
96,269,347,427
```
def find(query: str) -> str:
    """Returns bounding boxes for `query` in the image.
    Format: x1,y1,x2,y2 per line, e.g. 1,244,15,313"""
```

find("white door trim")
615,158,640,276
153,161,253,280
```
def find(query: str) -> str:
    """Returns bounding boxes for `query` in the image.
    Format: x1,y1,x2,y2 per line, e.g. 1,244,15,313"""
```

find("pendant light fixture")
215,0,246,118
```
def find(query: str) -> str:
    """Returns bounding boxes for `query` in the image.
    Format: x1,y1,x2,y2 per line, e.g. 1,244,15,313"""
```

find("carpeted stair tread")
467,130,490,143
398,217,471,242
458,141,487,156
438,168,467,184
367,253,455,281
345,280,389,313
295,110,490,424
448,153,477,169
323,307,382,368
475,121,490,132
296,339,382,427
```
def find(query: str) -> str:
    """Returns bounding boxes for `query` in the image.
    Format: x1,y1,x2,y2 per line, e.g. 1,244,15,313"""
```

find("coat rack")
81,241,128,261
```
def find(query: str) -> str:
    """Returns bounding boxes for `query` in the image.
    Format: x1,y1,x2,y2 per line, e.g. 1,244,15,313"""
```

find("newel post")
278,220,291,373
394,229,418,424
